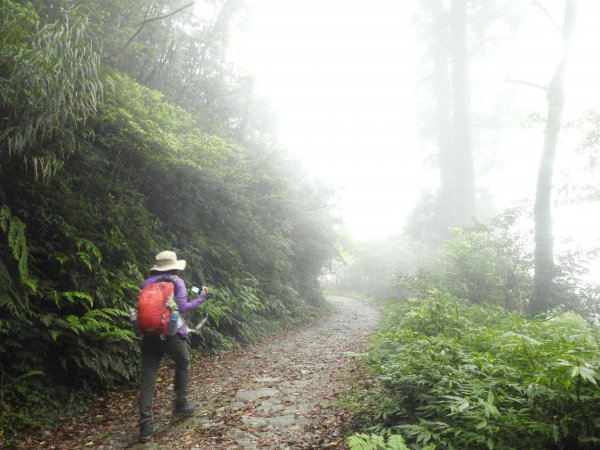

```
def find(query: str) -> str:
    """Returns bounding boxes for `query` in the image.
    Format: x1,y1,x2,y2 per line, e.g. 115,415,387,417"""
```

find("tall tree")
450,0,476,224
531,0,577,316
417,0,476,238
430,0,455,234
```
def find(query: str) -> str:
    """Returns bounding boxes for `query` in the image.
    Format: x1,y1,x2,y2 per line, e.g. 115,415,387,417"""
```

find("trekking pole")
192,312,209,333
189,283,209,334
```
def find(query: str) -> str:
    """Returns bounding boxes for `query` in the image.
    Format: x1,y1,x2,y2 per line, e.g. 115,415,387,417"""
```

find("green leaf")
500,332,541,346
49,329,61,341
387,435,409,450
18,370,44,379
577,366,598,386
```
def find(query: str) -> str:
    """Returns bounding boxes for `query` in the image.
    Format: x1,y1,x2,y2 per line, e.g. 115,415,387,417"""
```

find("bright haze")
230,0,600,244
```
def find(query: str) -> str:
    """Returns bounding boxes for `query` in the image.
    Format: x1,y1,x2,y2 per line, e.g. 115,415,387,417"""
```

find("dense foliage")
344,213,600,449
347,292,600,449
0,0,338,439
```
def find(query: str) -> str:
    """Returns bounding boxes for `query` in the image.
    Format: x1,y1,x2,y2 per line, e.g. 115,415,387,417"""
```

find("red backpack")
136,276,177,336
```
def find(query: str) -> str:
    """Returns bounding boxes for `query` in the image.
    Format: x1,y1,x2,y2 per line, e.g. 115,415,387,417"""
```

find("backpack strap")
155,274,177,283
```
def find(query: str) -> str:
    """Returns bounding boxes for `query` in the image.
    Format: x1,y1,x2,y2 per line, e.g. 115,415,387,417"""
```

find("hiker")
137,250,208,443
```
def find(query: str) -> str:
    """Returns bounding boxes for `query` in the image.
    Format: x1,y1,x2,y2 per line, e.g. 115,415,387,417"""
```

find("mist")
230,0,600,300
3,1,600,448
235,0,600,241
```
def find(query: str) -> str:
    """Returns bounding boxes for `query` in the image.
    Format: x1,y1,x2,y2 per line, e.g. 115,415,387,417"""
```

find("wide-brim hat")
150,251,186,272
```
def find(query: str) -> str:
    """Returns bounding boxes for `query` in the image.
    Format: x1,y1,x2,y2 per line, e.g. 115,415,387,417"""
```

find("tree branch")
120,2,194,53
197,88,242,109
533,0,562,31
504,77,548,92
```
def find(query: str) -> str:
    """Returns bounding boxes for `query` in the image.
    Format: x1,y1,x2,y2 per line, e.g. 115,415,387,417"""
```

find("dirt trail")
24,295,379,449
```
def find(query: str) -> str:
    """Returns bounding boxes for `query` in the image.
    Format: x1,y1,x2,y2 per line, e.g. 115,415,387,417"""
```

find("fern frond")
0,256,30,318
82,307,126,321
0,205,37,294
62,291,94,308
347,433,410,450
0,205,10,233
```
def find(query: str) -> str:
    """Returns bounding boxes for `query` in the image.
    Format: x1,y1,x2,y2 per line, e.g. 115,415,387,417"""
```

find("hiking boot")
173,400,199,419
138,421,161,443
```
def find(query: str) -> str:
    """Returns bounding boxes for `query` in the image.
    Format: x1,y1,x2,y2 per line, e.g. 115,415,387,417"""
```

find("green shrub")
347,292,600,449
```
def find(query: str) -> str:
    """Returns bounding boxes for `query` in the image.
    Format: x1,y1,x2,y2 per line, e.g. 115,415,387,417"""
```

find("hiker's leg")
165,336,198,417
139,336,163,425
164,335,191,402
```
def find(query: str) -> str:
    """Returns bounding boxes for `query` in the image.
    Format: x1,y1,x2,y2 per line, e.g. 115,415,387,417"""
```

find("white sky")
224,0,600,244
231,0,424,239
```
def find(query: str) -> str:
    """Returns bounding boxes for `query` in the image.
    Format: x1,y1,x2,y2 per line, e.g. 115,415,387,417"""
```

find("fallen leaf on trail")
12,297,377,450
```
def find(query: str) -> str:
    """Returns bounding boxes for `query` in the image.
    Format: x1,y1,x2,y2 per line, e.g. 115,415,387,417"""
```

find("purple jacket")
140,274,207,338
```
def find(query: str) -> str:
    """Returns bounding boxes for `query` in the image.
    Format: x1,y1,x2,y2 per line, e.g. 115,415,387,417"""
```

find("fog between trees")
1,1,600,448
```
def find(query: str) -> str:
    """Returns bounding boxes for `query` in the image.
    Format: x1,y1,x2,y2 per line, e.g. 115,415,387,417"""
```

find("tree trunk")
450,0,476,225
531,0,577,316
431,0,456,234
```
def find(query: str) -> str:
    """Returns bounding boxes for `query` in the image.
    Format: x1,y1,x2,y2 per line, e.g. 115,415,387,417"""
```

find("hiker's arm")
174,277,206,312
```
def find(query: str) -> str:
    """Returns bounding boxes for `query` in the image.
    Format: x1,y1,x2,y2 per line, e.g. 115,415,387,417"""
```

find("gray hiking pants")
139,334,191,425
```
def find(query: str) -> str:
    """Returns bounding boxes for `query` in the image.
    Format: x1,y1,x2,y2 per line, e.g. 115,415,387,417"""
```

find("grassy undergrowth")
343,291,600,450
